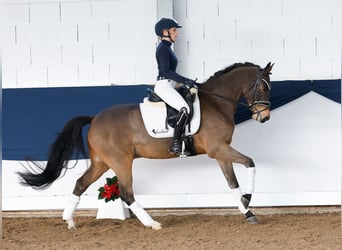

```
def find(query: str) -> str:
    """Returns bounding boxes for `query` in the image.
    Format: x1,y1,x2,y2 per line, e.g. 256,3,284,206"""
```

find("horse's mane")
207,62,261,81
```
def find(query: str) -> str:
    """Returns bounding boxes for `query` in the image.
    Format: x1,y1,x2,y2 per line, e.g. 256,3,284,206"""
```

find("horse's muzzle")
260,115,270,123
252,106,270,123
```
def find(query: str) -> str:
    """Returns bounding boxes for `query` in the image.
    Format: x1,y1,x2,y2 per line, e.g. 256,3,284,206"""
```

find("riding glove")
184,79,198,95
184,79,197,89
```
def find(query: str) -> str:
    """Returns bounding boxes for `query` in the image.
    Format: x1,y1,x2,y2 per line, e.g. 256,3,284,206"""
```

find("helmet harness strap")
162,29,174,43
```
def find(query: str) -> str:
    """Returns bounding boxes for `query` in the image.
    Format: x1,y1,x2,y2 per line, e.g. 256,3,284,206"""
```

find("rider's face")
162,27,179,42
168,27,179,41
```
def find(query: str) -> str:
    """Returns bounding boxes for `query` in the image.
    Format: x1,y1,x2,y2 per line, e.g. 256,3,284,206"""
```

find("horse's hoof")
66,219,77,229
246,216,259,224
151,221,162,230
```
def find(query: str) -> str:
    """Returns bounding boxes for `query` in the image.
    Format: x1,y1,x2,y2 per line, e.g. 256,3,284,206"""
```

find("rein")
198,77,271,110
198,87,250,108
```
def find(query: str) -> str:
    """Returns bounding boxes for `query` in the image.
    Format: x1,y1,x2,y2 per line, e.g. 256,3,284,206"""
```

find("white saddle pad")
139,94,201,138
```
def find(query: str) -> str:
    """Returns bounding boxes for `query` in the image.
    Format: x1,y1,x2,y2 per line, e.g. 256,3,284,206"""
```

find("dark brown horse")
19,62,274,230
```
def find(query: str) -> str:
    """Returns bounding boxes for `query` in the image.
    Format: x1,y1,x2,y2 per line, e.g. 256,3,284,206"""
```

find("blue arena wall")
3,79,340,161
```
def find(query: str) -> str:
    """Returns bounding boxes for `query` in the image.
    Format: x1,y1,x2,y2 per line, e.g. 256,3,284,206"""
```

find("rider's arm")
157,45,190,84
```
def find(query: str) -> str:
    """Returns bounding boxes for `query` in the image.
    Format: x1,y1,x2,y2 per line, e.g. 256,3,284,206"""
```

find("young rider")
154,17,197,156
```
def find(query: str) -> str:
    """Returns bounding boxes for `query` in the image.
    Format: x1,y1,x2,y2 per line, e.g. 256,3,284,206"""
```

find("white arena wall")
173,0,341,81
1,0,341,211
1,0,341,87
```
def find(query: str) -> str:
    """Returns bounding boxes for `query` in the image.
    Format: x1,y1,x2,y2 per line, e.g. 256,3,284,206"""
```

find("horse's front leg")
227,146,257,211
217,155,258,224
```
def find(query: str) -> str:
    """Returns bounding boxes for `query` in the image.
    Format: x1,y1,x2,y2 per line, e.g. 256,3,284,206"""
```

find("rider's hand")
184,79,197,89
189,87,198,95
184,79,198,94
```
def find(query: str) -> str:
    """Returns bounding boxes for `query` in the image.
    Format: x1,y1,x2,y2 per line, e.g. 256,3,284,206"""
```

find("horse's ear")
264,62,274,75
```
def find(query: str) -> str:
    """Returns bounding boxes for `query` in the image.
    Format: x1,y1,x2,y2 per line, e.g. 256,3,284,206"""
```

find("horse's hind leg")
105,157,162,230
63,160,108,229
217,158,258,224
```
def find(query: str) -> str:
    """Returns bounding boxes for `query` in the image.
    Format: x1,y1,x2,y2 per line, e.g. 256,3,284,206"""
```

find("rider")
154,17,197,156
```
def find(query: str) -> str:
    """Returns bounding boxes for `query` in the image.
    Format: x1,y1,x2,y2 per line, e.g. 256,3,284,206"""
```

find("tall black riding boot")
169,108,189,156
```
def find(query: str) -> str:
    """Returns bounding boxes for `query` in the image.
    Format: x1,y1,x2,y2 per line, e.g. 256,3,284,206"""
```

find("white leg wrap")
232,187,248,214
63,194,80,221
129,201,156,227
245,167,256,194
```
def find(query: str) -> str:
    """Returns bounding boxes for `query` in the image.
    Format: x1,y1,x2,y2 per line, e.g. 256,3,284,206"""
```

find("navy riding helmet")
154,18,182,37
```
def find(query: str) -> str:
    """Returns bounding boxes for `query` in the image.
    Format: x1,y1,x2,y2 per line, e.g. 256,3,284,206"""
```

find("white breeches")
154,79,190,113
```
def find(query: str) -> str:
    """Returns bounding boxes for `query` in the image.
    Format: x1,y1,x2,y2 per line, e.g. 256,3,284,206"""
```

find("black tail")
18,116,92,188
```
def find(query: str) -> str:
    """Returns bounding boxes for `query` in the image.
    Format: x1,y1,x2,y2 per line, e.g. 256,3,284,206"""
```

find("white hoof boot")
129,201,162,229
63,194,80,230
151,221,162,230
66,219,77,230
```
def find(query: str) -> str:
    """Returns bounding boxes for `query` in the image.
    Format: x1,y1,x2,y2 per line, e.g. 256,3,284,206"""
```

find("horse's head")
246,62,274,123
200,62,274,123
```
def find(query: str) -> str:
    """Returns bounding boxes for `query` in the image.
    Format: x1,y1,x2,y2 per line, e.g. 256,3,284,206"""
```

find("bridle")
245,75,271,109
197,74,271,113
245,75,271,121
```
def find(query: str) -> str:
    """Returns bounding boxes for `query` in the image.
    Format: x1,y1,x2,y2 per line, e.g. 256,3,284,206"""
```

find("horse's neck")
200,68,258,118
199,73,243,121
199,67,258,125
201,70,248,101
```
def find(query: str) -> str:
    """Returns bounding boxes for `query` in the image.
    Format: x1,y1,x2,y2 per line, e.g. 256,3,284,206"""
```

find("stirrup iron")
179,140,189,158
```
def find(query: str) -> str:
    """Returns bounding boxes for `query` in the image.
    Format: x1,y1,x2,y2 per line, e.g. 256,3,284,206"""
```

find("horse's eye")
260,84,267,91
